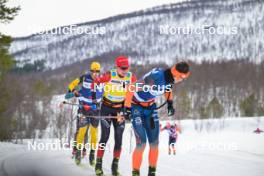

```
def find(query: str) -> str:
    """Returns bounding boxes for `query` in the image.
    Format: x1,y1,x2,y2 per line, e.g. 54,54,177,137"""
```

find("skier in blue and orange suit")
123,62,190,176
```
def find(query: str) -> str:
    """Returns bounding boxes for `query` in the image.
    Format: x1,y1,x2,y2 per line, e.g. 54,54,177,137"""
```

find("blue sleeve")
143,68,164,84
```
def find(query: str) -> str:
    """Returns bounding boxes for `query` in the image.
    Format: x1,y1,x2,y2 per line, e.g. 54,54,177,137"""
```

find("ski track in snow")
1,118,264,176
1,146,263,176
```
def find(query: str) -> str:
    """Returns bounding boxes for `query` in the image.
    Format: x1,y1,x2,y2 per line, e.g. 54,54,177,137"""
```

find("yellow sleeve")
68,78,80,92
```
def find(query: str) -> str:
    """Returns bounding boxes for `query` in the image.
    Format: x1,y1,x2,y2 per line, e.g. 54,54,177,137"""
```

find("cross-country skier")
161,122,181,155
67,61,103,166
123,61,190,176
93,56,137,176
254,128,264,134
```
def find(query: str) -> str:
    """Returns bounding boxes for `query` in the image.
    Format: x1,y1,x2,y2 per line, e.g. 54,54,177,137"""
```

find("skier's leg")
112,118,125,158
76,126,88,150
74,113,80,142
95,119,111,175
90,118,99,148
96,119,111,157
172,138,177,155
89,117,99,166
95,105,112,175
111,119,125,175
145,107,159,175
131,105,147,174
84,122,89,145
172,143,176,155
72,115,80,156
76,117,89,150
82,121,89,157
168,138,172,155
75,116,89,165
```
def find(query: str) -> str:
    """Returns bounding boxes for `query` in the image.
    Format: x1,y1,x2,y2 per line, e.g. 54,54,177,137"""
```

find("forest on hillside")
1,57,263,141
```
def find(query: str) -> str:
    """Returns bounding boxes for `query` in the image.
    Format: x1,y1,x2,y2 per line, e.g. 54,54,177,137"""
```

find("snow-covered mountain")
10,0,264,70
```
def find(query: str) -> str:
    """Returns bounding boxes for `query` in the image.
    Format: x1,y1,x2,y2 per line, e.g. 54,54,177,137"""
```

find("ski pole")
129,126,133,154
62,101,125,122
62,101,97,111
80,115,125,122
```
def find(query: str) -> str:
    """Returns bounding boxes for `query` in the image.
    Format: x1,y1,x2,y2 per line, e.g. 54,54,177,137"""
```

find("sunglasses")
91,70,100,73
119,67,129,71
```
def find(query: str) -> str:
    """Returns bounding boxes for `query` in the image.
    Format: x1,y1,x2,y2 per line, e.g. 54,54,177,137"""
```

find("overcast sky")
0,0,185,37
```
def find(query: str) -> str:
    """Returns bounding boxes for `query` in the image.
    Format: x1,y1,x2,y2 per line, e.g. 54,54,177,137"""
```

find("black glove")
167,100,175,116
122,107,131,120
73,90,80,97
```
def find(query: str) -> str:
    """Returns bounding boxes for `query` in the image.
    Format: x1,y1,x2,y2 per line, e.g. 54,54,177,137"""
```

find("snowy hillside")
9,0,264,70
1,117,264,176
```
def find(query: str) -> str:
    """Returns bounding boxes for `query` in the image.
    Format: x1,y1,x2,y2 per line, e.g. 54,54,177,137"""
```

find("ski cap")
171,61,190,81
115,56,129,68
90,61,101,71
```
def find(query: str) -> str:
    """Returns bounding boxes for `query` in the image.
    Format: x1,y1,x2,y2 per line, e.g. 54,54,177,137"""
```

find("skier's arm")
164,86,173,101
176,126,182,134
66,76,85,100
160,126,167,132
123,84,135,108
165,90,175,116
124,74,137,108
91,71,111,94
93,71,111,84
68,78,80,92
131,74,137,83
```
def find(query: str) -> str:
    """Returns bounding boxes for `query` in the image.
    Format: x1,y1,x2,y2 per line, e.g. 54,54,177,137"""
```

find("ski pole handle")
62,101,98,111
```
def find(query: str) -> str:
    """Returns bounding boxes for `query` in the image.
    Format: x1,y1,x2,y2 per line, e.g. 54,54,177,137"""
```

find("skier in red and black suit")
93,56,137,176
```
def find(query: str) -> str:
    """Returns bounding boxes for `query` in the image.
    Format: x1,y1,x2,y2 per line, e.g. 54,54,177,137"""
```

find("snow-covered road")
0,146,95,176
1,143,263,176
1,118,264,176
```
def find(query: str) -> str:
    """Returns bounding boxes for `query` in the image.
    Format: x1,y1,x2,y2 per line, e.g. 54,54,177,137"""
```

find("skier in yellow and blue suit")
68,61,103,166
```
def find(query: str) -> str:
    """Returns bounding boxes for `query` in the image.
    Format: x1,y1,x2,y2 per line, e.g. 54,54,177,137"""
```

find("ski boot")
75,149,81,165
89,149,95,166
95,158,104,176
72,140,77,158
148,166,156,176
111,158,121,176
82,148,87,158
72,147,77,159
132,169,140,176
